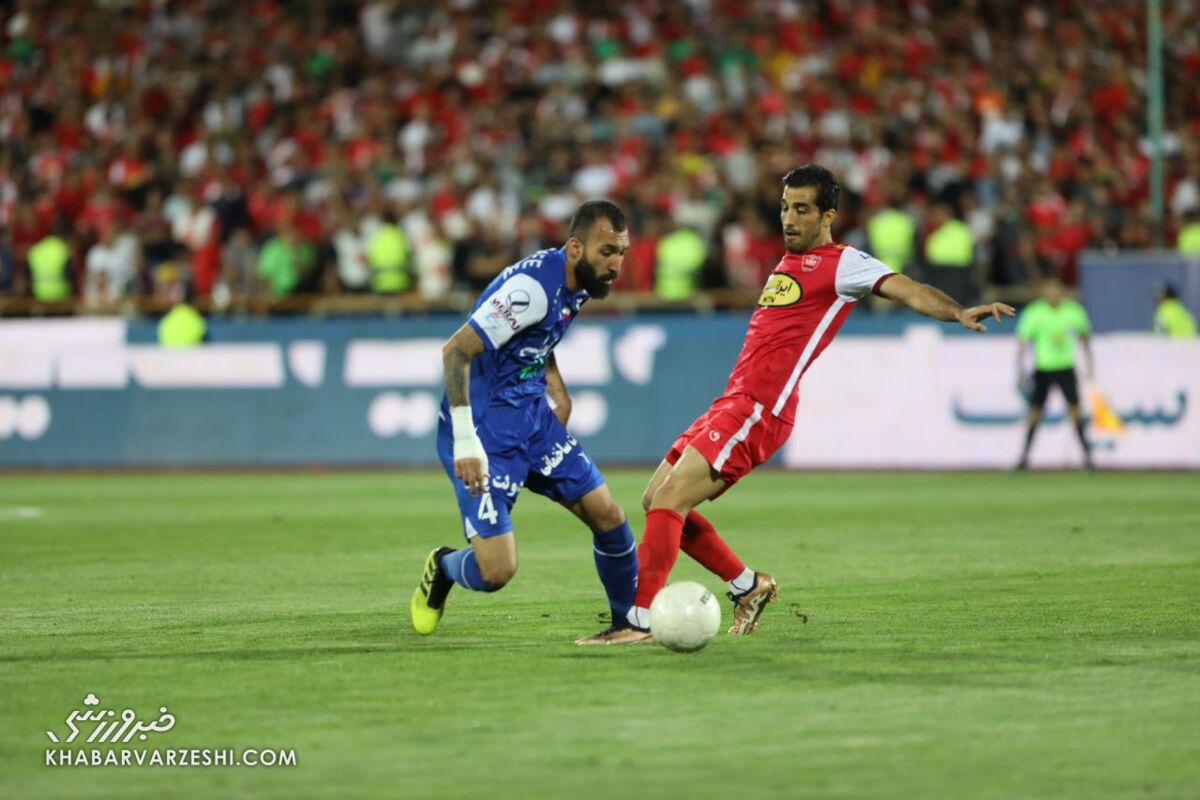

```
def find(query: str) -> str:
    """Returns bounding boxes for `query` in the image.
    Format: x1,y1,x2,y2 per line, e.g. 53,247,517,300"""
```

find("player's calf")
468,531,518,589
478,559,517,587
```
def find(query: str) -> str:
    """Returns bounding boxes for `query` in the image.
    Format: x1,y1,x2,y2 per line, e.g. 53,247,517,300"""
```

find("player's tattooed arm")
442,324,486,406
544,353,572,427
878,274,1014,333
444,324,490,495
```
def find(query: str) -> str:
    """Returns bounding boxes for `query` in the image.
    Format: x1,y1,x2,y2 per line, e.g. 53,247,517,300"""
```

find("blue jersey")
446,248,589,444
438,247,604,538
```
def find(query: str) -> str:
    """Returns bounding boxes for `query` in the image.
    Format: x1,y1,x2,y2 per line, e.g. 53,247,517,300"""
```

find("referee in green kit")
1015,277,1095,471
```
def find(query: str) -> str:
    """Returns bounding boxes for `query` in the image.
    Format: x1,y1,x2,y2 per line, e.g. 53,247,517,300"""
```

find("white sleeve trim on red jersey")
834,247,895,301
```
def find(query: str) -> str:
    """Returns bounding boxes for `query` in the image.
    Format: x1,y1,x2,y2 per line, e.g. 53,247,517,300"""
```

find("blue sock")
440,548,499,592
592,521,638,622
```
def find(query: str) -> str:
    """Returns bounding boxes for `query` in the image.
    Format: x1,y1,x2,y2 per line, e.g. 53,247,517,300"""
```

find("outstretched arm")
878,273,1015,332
443,324,488,496
544,352,572,427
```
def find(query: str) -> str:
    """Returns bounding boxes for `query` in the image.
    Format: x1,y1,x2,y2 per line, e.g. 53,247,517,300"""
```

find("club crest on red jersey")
801,254,821,272
757,272,803,307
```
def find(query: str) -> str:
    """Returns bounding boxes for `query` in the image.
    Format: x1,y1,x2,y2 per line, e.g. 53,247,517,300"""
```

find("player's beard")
783,229,818,253
575,253,614,298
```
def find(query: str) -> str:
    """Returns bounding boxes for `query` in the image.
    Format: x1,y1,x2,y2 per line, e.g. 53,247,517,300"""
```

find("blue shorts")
436,404,606,540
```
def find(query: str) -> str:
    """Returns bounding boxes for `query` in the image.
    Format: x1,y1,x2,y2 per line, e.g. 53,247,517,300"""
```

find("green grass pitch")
2,470,1198,799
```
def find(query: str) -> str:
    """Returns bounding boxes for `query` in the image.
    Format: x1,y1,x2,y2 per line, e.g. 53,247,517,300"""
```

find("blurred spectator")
165,180,220,294
923,203,978,306
257,224,315,299
962,192,995,275
365,212,410,294
866,198,916,275
27,229,72,302
655,225,707,301
722,209,778,291
9,204,46,283
0,0,1197,314
924,204,976,270
409,217,453,302
331,204,371,292
77,184,129,241
135,187,174,290
1180,210,1200,255
108,136,152,208
1153,284,1197,338
1043,200,1093,285
624,212,664,293
457,228,513,292
206,169,249,245
220,228,262,306
158,283,208,348
84,223,140,309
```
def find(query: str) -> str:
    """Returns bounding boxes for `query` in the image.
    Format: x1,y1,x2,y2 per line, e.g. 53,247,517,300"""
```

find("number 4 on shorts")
477,492,498,525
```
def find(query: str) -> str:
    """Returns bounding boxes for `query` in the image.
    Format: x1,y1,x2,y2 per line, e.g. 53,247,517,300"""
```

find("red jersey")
723,243,895,425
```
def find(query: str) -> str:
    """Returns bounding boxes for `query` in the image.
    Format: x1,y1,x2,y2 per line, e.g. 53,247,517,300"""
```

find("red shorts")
666,393,792,488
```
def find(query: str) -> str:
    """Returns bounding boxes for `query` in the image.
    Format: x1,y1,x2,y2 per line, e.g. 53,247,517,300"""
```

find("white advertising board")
785,329,1198,469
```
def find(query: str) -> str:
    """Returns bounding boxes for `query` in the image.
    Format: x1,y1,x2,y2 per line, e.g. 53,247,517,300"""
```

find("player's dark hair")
782,165,840,213
1161,283,1179,300
568,200,626,242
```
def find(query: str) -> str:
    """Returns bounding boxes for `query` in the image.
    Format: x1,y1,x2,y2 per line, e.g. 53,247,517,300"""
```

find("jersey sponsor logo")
518,357,546,380
757,273,803,307
801,254,821,272
488,296,521,331
507,290,531,313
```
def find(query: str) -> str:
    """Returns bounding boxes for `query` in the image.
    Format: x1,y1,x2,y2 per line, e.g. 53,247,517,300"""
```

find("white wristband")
450,406,475,441
449,406,487,472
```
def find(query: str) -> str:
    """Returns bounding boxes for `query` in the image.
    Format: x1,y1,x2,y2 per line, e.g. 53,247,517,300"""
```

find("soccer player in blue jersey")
410,200,639,643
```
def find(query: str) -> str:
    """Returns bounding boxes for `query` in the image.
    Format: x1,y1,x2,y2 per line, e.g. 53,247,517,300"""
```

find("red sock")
681,510,746,581
633,508,685,609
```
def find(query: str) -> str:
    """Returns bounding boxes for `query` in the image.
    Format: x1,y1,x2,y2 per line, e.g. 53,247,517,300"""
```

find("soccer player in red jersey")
577,164,1015,645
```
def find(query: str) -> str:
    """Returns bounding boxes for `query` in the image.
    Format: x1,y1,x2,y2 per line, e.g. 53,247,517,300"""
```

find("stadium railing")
0,285,1041,319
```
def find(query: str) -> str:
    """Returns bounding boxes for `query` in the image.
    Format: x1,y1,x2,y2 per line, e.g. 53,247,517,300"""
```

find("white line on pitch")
0,507,44,520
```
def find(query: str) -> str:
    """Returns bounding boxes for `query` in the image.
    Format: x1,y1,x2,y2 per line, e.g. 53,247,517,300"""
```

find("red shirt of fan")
722,243,895,425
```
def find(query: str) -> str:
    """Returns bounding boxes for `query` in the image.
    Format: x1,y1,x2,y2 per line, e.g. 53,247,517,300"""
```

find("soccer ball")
649,581,722,652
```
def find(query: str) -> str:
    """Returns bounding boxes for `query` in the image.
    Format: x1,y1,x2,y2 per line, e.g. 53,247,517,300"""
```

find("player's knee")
592,499,626,531
479,558,517,588
647,482,692,515
641,487,655,512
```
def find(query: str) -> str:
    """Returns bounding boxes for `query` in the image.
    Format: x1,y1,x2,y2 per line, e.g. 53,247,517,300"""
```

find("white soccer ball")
649,581,722,652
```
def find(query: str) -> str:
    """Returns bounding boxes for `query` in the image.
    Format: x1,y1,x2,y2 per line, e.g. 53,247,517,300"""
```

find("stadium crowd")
0,0,1198,315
